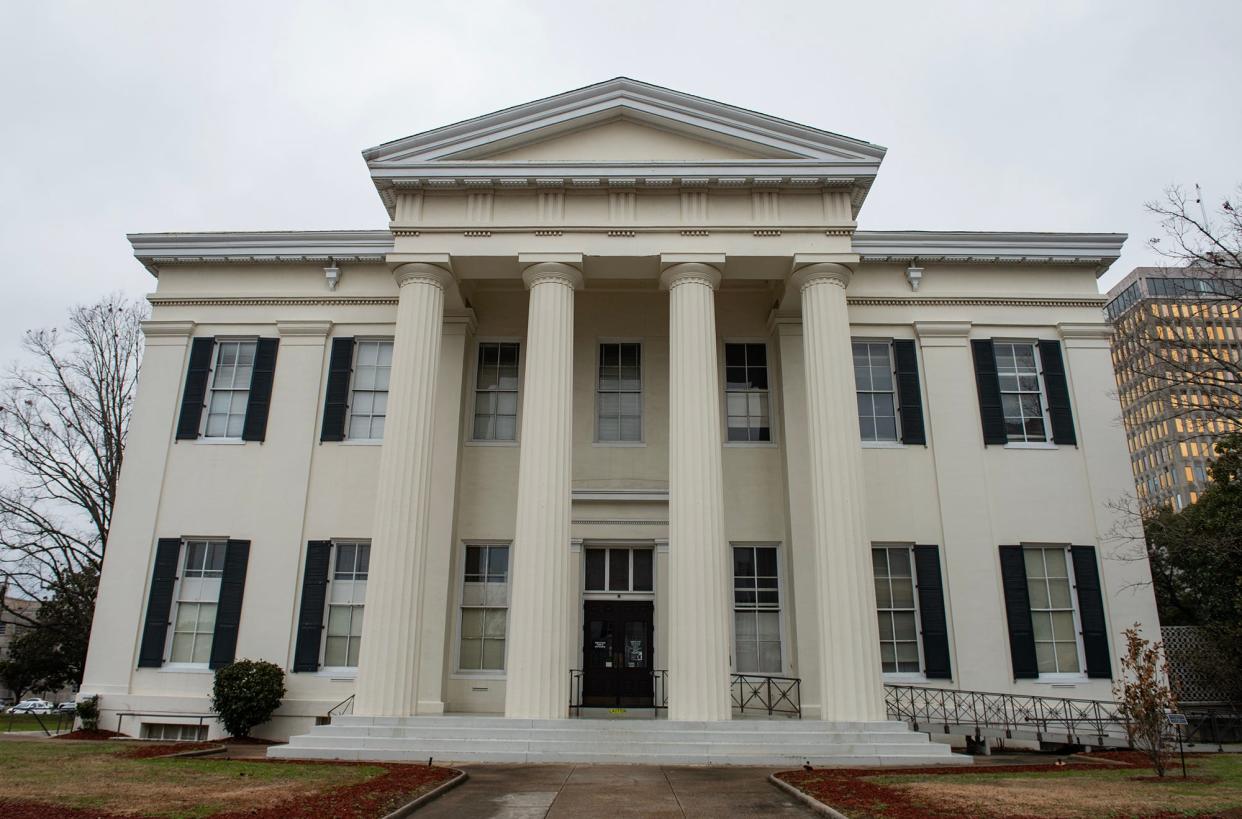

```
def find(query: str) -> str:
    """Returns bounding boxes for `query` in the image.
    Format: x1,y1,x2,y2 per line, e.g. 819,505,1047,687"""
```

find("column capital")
659,262,721,291
393,261,454,290
522,262,583,291
789,262,852,292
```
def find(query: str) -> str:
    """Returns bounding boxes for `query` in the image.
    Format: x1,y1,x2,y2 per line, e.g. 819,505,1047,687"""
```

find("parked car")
56,701,77,713
8,699,54,714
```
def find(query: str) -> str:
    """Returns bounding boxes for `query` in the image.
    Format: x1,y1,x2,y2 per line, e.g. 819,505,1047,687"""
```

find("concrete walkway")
416,764,815,818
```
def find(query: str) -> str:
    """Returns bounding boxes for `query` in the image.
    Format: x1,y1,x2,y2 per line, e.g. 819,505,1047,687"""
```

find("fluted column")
794,262,886,721
353,262,452,717
504,262,582,719
662,262,732,721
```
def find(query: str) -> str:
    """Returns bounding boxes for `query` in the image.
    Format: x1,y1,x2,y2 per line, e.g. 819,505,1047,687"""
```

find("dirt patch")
121,741,222,759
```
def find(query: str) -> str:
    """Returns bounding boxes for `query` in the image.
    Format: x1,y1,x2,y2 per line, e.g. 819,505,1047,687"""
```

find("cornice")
853,230,1127,276
847,296,1107,308
129,231,394,277
148,295,399,307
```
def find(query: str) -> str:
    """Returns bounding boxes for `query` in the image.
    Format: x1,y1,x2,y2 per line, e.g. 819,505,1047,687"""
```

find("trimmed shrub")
76,695,100,731
210,659,286,738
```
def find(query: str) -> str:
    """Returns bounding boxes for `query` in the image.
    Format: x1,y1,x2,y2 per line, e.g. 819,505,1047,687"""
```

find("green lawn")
0,739,384,818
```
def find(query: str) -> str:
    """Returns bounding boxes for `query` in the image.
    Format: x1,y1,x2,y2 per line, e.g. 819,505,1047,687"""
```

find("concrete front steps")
268,714,971,766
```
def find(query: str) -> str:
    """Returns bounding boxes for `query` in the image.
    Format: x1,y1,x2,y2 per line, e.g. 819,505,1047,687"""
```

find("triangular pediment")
364,78,886,167
469,116,776,162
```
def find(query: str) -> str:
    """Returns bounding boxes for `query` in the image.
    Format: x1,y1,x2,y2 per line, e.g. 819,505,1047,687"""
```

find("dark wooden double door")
582,600,654,707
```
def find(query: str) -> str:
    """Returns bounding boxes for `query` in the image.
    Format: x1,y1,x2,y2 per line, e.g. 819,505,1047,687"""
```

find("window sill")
861,441,905,449
1032,674,1089,685
315,668,358,680
882,672,929,683
592,441,646,448
338,439,383,446
465,440,520,447
723,441,778,449
1003,442,1058,450
450,671,506,680
194,438,246,446
156,664,213,674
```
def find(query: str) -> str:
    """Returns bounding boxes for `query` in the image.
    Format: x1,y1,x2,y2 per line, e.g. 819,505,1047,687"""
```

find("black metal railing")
4,709,75,736
1182,707,1242,751
569,669,584,716
329,694,355,717
114,711,217,738
885,684,1130,746
731,674,801,718
651,669,668,710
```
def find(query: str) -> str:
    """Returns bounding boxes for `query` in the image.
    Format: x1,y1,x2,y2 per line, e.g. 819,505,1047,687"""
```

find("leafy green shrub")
75,695,100,731
210,660,286,738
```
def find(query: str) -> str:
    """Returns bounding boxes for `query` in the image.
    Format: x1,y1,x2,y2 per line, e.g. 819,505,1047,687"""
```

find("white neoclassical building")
82,79,1159,762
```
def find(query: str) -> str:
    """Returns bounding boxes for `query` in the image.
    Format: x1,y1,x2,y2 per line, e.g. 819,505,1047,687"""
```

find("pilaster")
662,258,732,721
354,261,452,716
504,259,582,719
81,321,195,697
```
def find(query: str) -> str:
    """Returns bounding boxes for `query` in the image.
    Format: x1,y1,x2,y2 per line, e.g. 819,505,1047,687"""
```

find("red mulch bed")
211,761,457,819
122,741,222,759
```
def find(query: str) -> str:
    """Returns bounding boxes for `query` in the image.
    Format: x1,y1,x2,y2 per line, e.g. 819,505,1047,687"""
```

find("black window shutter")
998,545,1039,679
293,541,333,672
1038,340,1077,446
175,338,216,440
1071,546,1111,679
893,340,926,445
320,338,355,442
138,539,182,668
912,545,951,679
208,540,250,669
971,340,1007,445
241,339,279,442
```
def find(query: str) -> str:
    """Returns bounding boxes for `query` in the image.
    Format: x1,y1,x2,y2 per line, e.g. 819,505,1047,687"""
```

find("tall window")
1024,546,1081,674
324,542,369,668
732,545,781,674
852,341,898,442
459,545,510,671
995,342,1049,443
597,343,642,441
584,547,653,592
348,340,392,440
473,342,520,441
872,546,920,673
169,540,225,664
204,341,257,438
724,343,771,442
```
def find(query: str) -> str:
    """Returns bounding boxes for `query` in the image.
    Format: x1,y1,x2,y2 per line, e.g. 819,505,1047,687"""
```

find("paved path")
416,764,814,818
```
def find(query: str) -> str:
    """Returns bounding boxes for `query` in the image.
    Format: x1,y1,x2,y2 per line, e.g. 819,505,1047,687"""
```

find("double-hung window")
1024,546,1083,675
872,546,921,674
324,542,369,668
204,341,257,438
169,540,226,664
732,545,782,674
458,545,510,672
347,340,392,440
724,343,771,442
852,341,898,442
473,342,520,441
995,342,1050,443
597,343,642,442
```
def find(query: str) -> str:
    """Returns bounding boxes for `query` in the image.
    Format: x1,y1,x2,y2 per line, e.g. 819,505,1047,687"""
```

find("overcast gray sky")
2,0,1239,364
